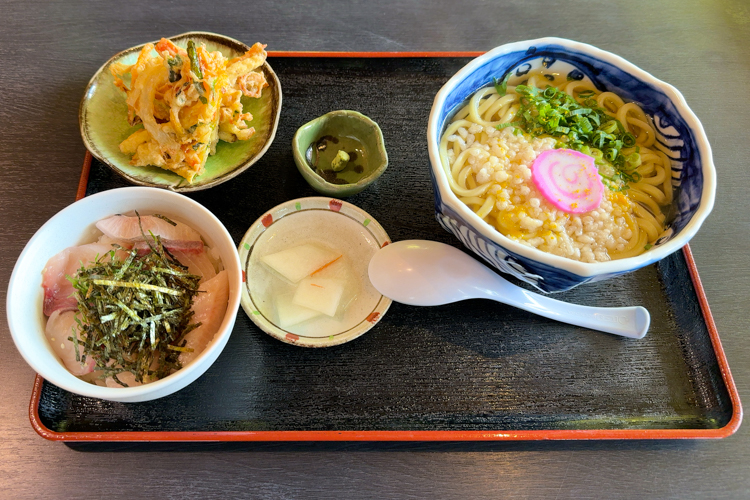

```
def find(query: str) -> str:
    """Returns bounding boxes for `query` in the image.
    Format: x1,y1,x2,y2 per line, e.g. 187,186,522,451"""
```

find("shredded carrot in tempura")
111,38,268,182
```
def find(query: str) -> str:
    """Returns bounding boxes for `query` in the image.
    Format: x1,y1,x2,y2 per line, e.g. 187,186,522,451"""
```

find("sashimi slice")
133,239,204,256
95,234,126,247
96,214,202,243
45,310,95,376
171,248,217,280
42,243,127,316
179,270,229,366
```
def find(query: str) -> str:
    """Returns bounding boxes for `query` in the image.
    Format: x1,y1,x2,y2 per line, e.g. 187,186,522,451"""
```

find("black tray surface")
37,57,732,435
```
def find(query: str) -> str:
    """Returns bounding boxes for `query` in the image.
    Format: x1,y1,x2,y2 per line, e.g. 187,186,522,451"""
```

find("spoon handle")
483,278,650,339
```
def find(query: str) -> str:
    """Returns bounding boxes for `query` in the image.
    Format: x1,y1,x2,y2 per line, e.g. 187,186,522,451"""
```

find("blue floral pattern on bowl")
427,38,715,293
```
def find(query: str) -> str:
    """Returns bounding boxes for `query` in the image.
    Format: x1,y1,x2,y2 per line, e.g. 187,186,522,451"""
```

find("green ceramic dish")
79,32,282,192
292,110,388,197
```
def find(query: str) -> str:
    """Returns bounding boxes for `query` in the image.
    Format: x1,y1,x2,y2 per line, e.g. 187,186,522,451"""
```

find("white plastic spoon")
368,240,650,339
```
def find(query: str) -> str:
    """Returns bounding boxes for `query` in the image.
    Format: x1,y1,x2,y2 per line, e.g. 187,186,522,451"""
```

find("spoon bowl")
368,240,650,339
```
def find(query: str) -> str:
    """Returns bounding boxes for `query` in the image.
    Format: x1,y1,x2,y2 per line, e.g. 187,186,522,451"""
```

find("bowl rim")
427,37,716,278
78,31,282,193
238,196,392,348
6,187,242,402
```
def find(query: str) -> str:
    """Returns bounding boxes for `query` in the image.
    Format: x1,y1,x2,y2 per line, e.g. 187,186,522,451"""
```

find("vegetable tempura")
111,38,268,182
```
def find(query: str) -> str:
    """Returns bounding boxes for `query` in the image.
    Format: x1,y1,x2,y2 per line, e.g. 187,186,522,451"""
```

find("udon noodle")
439,71,673,263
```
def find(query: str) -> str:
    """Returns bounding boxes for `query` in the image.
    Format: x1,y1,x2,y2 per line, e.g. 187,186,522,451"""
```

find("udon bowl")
6,187,242,402
427,37,716,293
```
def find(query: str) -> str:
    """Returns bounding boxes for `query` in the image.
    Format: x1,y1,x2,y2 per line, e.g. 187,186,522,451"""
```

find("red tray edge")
31,49,742,440
266,50,486,58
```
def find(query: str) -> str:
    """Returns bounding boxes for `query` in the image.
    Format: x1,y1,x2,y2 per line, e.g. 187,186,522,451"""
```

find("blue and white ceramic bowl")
427,38,716,293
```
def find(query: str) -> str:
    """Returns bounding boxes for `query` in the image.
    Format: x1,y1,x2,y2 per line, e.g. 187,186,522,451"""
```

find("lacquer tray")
31,54,741,441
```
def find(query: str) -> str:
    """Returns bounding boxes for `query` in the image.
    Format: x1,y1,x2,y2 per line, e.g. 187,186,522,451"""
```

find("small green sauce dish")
292,110,388,197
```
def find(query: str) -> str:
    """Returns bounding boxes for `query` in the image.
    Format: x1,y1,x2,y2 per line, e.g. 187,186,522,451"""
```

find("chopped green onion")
493,71,513,96
496,121,522,130
576,116,593,134
492,77,643,190
600,120,618,134
570,108,591,116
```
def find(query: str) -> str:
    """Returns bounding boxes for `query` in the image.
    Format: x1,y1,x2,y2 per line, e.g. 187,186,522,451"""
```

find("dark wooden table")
2,1,748,498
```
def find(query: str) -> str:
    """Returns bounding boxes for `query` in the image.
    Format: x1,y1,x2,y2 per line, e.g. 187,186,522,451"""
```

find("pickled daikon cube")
275,293,322,328
261,244,340,283
292,277,345,317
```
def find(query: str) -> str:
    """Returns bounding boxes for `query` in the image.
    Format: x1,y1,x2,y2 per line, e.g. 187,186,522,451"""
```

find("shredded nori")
68,217,202,386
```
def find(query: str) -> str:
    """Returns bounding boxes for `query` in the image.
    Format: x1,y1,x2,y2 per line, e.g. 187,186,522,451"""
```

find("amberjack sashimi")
96,214,202,243
45,310,95,376
41,243,124,316
179,270,229,366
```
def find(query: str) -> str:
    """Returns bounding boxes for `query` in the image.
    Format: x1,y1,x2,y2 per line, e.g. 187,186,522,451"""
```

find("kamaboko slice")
531,148,604,214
